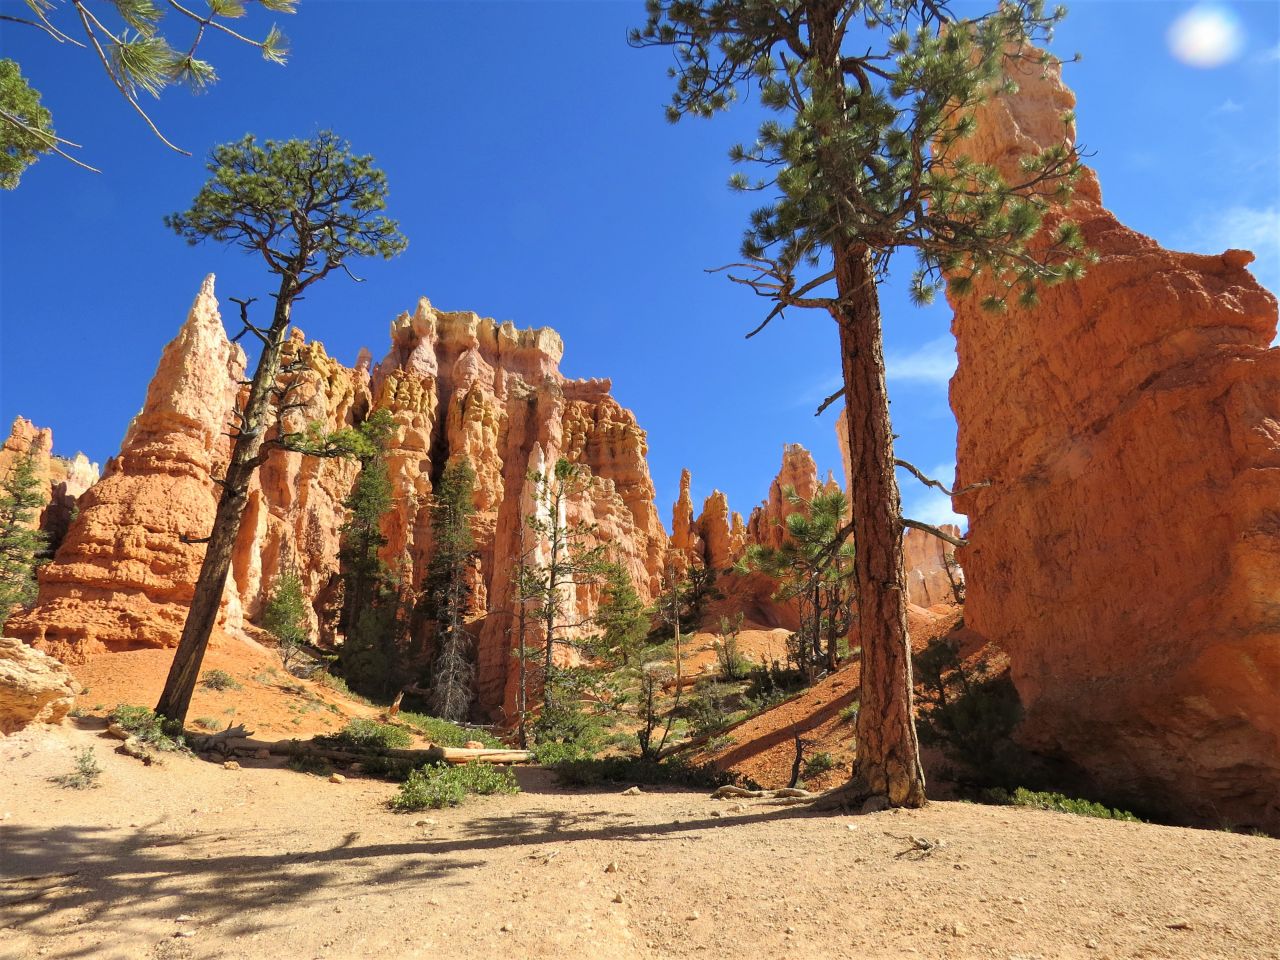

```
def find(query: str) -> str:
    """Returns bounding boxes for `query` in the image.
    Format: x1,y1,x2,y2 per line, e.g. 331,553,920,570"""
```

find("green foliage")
166,131,407,286
992,787,1142,823
0,60,54,189
192,716,220,731
593,563,649,667
632,1,1090,311
262,568,309,669
389,761,520,811
550,756,754,791
742,488,854,678
913,637,1022,782
685,684,732,738
802,751,837,780
713,613,751,680
0,451,48,631
317,718,413,753
51,747,101,790
421,458,478,721
838,701,859,724
199,669,242,692
108,705,186,751
287,751,333,776
397,712,502,749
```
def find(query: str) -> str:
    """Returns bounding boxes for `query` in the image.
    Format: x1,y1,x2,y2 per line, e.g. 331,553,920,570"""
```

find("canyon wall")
0,418,99,550
949,54,1280,830
9,280,667,720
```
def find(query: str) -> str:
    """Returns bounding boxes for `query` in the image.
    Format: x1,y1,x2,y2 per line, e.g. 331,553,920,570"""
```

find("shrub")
262,569,310,669
192,716,220,731
317,718,413,752
838,702,859,724
200,669,242,692
287,751,333,776
389,762,519,811
802,751,837,781
51,747,101,789
991,787,1141,822
397,711,502,748
108,705,186,751
532,698,602,755
685,687,731,739
714,614,751,680
550,755,755,790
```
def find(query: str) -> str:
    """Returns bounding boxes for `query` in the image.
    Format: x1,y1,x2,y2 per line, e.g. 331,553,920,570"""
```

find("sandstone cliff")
0,418,99,550
949,54,1280,830
10,281,667,721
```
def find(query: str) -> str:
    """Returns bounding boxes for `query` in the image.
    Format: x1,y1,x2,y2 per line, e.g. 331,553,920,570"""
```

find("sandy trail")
2,722,1277,960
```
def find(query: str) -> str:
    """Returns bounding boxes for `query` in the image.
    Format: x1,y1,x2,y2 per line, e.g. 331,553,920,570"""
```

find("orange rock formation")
949,54,1280,830
0,417,99,548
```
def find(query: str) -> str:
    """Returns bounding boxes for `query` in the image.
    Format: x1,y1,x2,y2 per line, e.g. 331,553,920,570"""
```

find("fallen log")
211,737,532,766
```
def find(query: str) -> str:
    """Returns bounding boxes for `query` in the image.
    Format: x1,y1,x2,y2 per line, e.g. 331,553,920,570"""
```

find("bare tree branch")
901,518,967,548
895,457,991,497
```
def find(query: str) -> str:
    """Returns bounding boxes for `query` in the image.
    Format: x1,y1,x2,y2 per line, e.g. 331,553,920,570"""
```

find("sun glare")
1167,3,1245,68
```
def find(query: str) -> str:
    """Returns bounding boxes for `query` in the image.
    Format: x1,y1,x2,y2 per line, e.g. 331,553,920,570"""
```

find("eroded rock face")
9,278,244,661
949,54,1280,830
902,526,962,608
0,637,79,734
0,418,100,550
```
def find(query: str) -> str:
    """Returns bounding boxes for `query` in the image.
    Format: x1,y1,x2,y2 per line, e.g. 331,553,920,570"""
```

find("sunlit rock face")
9,282,668,721
949,52,1280,831
0,418,100,551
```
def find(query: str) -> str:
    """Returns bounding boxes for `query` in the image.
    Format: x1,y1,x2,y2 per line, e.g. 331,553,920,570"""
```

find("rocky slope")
948,53,1280,831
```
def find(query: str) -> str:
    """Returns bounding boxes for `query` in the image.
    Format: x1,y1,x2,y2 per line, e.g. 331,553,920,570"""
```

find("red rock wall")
0,418,100,548
949,54,1280,831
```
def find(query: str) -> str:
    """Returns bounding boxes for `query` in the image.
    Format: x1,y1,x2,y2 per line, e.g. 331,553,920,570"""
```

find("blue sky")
1,1,1277,532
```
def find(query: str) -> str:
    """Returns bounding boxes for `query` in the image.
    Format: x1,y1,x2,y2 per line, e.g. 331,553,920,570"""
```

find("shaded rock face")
11,283,667,721
0,418,100,551
0,637,79,734
902,526,962,608
949,54,1280,830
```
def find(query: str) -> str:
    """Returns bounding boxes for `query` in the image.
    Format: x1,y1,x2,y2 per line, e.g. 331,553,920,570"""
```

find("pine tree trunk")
826,244,926,809
155,280,295,724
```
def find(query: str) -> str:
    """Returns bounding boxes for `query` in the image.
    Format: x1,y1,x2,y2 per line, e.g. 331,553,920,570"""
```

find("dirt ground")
3,722,1277,960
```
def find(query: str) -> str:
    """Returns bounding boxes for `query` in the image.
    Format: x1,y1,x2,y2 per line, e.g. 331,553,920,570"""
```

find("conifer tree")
743,487,855,677
421,458,478,721
1,0,293,172
0,60,56,187
520,458,608,711
155,132,406,724
0,453,48,633
262,567,308,670
634,0,1087,809
593,563,648,667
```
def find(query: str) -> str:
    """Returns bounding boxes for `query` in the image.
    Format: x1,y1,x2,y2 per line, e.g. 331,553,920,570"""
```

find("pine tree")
0,453,48,633
262,567,309,670
155,133,406,725
337,410,398,697
520,458,608,711
2,0,294,173
743,487,855,678
0,60,55,188
593,563,648,668
634,0,1088,809
421,458,478,721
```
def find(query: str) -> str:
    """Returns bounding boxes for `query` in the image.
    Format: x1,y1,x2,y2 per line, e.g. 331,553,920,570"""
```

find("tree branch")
895,458,991,497
901,518,967,548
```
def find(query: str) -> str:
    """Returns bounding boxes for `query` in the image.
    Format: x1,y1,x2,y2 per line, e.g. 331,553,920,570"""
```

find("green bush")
287,751,333,776
51,747,101,789
838,702,859,724
397,711,502,748
802,751,837,780
192,716,220,731
108,705,186,751
317,718,413,752
389,761,519,811
685,690,731,738
1000,787,1141,822
532,700,602,754
550,755,755,790
200,669,242,691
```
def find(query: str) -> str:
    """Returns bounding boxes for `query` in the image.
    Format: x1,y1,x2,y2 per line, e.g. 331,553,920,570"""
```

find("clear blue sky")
1,1,1277,532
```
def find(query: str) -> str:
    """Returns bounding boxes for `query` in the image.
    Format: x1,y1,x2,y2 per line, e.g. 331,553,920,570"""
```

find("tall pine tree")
634,0,1087,809
421,458,478,721
0,453,48,633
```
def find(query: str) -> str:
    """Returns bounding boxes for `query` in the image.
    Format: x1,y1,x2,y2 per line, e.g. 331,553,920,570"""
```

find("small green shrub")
532,699,602,754
108,705,186,751
550,755,755,790
802,751,837,780
986,787,1141,822
397,711,502,748
685,690,731,738
705,734,736,753
200,669,242,691
838,702,859,724
192,716,220,731
51,747,101,789
317,719,413,752
389,762,519,811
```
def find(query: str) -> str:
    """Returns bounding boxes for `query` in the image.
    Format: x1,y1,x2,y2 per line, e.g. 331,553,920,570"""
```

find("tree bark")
155,277,295,724
827,245,927,808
